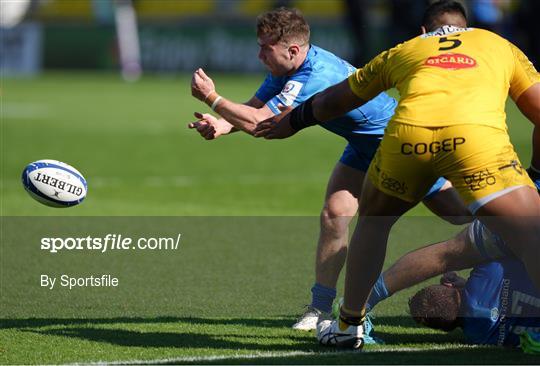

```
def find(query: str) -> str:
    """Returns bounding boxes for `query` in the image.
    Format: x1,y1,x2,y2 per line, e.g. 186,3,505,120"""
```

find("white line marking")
71,344,484,365
2,102,51,119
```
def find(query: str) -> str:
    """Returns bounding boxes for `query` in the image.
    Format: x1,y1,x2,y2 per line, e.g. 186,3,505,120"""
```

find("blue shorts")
339,135,383,172
339,134,447,199
423,177,448,200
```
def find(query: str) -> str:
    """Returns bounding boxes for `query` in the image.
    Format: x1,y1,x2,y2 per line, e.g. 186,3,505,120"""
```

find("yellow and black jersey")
348,26,540,130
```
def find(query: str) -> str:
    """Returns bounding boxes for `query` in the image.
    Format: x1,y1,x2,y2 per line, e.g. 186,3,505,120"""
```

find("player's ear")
420,25,427,34
288,44,300,59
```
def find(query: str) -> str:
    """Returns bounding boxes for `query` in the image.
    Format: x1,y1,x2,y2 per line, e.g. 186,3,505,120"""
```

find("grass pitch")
1,73,537,364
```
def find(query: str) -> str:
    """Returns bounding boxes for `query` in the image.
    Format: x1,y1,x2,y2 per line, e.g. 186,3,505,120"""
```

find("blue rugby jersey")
255,45,396,138
461,259,540,346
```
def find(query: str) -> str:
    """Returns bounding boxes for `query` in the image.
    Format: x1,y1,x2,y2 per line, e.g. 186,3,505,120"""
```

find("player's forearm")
214,100,270,134
287,79,367,132
203,92,271,134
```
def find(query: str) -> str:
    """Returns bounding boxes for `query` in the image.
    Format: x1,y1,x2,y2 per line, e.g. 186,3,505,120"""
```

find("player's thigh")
323,161,366,218
323,138,382,217
435,125,536,213
422,180,472,224
358,173,417,219
475,186,540,257
367,122,439,203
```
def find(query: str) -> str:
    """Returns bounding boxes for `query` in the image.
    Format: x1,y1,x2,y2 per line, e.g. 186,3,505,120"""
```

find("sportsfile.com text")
40,234,182,253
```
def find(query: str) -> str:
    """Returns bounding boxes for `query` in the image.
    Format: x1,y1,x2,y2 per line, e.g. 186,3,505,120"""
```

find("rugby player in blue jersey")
189,7,470,331
359,196,540,347
331,220,540,347
365,171,540,349
409,259,540,347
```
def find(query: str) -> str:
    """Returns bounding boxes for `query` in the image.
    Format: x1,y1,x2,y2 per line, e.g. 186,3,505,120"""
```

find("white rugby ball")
22,159,87,207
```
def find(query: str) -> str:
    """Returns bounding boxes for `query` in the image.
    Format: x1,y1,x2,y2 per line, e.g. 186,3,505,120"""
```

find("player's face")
257,35,293,76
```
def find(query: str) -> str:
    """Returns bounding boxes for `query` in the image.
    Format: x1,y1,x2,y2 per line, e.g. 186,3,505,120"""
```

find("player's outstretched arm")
191,68,274,134
254,78,366,139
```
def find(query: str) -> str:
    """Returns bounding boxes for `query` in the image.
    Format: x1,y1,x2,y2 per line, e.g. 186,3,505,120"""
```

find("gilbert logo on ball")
22,159,87,207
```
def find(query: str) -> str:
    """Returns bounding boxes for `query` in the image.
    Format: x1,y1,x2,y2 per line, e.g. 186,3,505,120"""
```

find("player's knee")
320,204,354,237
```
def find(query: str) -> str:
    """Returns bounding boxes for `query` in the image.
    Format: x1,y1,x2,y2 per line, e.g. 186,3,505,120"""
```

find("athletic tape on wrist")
203,90,215,104
289,95,321,131
211,96,223,111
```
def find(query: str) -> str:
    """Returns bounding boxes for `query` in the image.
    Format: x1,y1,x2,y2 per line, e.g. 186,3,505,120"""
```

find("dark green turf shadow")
374,329,464,344
0,315,464,346
0,316,295,330
23,327,318,352
370,315,464,344
370,315,416,328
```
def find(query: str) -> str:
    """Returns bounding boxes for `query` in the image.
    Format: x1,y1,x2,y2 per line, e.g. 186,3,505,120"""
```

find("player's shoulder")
466,261,504,294
413,26,505,45
475,258,525,276
308,44,346,62
290,44,355,93
306,45,355,72
471,260,505,276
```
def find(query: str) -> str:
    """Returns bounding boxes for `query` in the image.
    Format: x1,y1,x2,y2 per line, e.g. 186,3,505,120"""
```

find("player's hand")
526,167,540,192
191,68,216,102
440,272,466,288
253,105,295,139
188,112,232,140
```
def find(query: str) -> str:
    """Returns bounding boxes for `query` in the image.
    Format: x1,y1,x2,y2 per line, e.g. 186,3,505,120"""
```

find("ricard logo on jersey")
425,53,477,70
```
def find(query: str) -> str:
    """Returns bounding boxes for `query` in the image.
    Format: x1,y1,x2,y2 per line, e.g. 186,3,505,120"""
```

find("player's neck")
288,46,309,76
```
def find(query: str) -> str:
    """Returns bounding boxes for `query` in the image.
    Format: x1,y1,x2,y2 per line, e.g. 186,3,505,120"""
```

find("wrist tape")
289,95,321,131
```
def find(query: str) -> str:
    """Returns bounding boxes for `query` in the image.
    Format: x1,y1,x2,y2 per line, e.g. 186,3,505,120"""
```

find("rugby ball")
22,159,87,207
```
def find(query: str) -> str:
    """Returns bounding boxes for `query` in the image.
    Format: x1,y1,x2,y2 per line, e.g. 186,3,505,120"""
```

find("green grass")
0,73,537,364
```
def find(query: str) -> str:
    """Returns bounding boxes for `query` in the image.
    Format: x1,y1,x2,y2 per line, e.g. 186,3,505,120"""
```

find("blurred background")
1,4,537,363
1,0,536,217
2,0,539,79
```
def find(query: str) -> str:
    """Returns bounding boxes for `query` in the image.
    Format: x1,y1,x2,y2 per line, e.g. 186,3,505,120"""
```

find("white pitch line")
2,102,51,119
71,344,484,365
